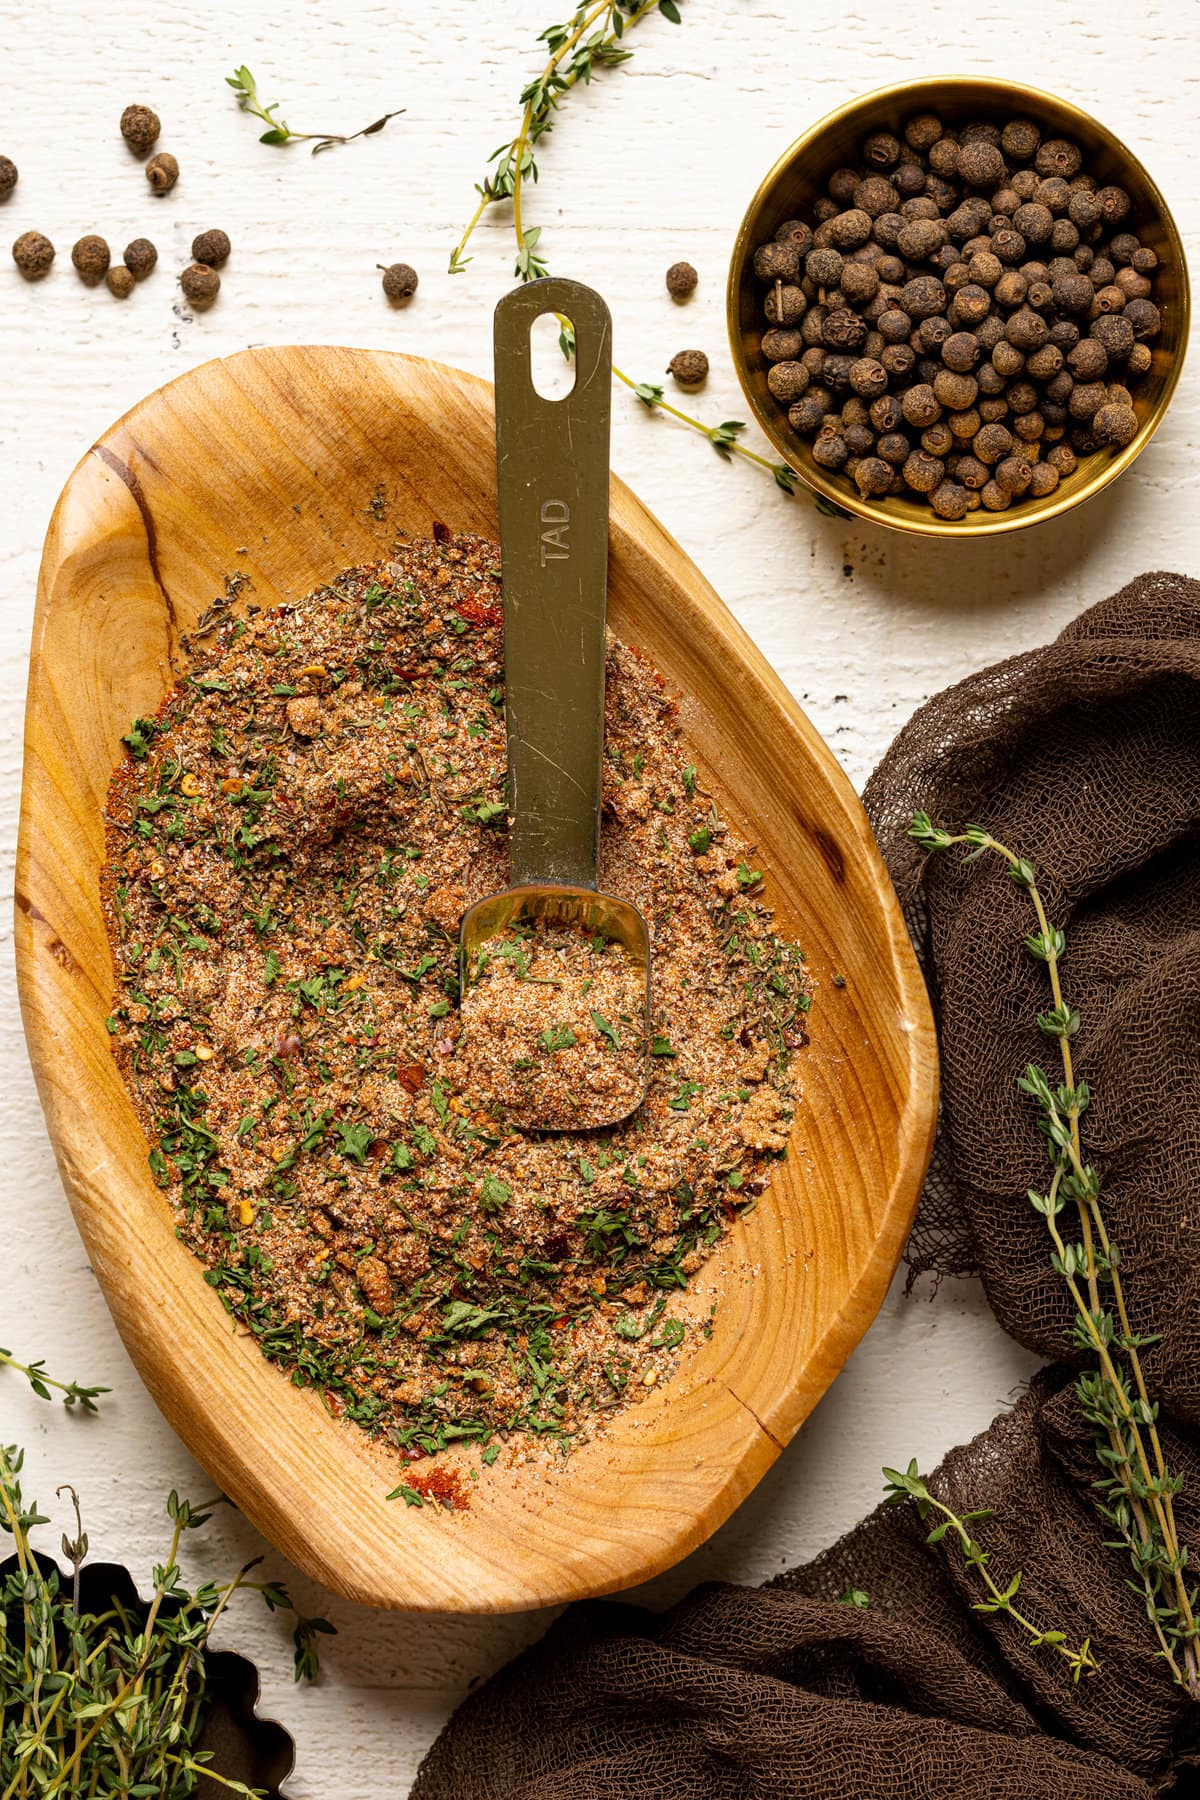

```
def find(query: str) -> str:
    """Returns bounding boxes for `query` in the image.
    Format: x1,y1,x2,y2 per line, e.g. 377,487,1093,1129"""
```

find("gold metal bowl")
727,77,1189,537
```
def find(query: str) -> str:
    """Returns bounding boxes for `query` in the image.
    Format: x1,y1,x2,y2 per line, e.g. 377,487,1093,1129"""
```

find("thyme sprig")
0,1346,108,1413
227,65,403,155
454,8,830,510
906,815,1200,1697
0,1352,333,1788
0,1453,331,1796
883,1460,1097,1682
618,371,845,511
450,0,679,277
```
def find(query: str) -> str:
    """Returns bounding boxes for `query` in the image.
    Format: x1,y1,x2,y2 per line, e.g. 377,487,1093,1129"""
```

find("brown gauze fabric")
412,573,1200,1799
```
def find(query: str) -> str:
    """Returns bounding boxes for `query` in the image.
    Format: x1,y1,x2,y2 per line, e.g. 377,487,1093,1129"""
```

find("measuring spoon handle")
494,278,612,890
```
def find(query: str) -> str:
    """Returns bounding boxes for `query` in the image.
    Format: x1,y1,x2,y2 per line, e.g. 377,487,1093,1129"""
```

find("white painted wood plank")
0,2,1193,1788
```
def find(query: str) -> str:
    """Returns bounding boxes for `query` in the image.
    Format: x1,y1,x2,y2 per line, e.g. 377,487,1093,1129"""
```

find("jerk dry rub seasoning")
103,533,811,1475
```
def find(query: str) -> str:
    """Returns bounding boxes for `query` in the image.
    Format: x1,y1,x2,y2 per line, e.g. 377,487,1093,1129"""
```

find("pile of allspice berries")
751,110,1165,519
3,106,229,310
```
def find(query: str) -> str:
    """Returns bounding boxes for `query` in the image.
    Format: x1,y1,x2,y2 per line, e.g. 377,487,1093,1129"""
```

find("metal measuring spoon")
458,278,651,1132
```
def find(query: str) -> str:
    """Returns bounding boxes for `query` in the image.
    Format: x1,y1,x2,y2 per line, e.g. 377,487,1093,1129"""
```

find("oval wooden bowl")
16,345,937,1613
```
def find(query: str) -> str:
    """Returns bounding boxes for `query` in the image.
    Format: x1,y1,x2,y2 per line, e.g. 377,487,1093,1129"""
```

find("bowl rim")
727,75,1191,538
16,342,940,1612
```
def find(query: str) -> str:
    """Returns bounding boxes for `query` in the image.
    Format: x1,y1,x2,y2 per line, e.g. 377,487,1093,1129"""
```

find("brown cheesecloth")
412,572,1200,1798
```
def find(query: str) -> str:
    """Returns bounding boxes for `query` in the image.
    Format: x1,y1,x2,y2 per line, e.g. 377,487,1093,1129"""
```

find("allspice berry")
753,243,798,284
124,237,157,280
180,262,220,309
666,260,698,300
995,453,1033,494
120,104,162,155
191,229,231,268
106,265,136,299
71,235,111,287
12,230,54,279
1092,402,1139,448
766,361,809,404
667,349,709,388
145,151,179,194
854,455,893,497
1001,117,1041,161
958,139,1005,188
380,261,418,301
0,156,17,201
902,449,944,492
929,479,969,520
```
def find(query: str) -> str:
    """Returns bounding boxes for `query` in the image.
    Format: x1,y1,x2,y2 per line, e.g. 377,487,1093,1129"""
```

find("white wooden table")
2,3,1195,1790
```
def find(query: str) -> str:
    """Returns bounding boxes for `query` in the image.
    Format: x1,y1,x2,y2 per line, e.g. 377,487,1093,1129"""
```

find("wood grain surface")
16,343,936,1612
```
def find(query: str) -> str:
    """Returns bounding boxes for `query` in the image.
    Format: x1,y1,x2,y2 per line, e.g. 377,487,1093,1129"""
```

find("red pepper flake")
432,519,451,544
408,1464,469,1510
396,1062,426,1093
455,594,502,629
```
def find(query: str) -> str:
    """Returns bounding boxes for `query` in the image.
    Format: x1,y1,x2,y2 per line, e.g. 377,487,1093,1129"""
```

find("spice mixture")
753,111,1165,518
103,533,810,1470
460,916,648,1132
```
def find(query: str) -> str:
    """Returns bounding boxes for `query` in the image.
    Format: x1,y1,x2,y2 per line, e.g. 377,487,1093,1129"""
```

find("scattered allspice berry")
71,235,111,287
191,228,230,268
106,265,136,299
120,104,161,155
124,237,157,280
380,261,418,301
667,349,709,388
12,230,54,279
180,262,220,310
666,260,698,300
0,156,17,201
146,151,179,194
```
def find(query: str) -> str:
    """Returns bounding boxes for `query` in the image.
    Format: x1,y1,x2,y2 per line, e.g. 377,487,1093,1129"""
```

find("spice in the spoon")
102,533,810,1468
461,917,646,1132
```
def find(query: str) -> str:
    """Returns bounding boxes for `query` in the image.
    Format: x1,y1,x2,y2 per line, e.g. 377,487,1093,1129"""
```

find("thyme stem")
612,366,787,478
451,0,669,276
451,4,829,509
908,815,1200,1696
0,1347,107,1413
883,1460,1096,1681
227,64,403,155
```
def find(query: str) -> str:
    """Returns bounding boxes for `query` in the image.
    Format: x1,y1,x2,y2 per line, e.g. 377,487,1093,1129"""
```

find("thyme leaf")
227,64,404,155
